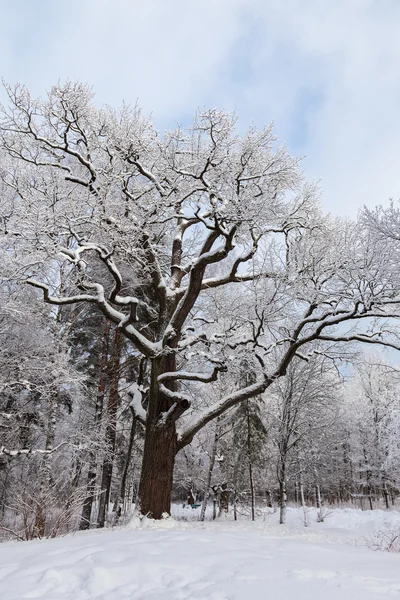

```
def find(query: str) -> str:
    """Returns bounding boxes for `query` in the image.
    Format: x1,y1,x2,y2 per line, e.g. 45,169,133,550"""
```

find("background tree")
266,355,340,523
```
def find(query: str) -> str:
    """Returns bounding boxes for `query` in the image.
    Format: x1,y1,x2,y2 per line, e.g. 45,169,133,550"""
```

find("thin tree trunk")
35,391,57,538
314,467,325,522
299,478,306,508
279,478,287,525
368,492,374,511
294,479,299,504
296,453,305,508
246,401,255,522
80,455,98,530
113,357,147,519
249,462,255,521
362,448,374,510
200,419,219,521
315,483,322,509
113,413,137,520
70,457,83,491
97,327,123,528
80,320,110,530
383,480,390,510
279,453,287,525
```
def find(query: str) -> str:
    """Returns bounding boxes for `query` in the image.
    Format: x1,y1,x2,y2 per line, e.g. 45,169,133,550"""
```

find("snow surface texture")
1,507,400,599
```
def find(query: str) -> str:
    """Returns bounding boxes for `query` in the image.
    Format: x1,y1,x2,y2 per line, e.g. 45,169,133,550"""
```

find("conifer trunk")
97,327,122,528
80,321,110,530
114,415,137,518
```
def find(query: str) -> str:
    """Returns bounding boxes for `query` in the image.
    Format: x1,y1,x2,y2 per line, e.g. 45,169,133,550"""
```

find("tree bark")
246,401,256,522
279,479,287,525
137,421,177,518
200,419,219,521
136,355,179,519
34,391,58,538
363,448,374,511
315,483,321,509
121,416,137,506
233,490,238,520
279,455,287,525
383,479,390,510
220,489,229,514
97,327,122,528
80,457,97,530
299,474,306,508
80,320,110,530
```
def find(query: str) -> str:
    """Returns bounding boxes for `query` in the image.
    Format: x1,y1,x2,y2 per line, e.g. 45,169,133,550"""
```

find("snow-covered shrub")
317,506,332,523
366,523,400,553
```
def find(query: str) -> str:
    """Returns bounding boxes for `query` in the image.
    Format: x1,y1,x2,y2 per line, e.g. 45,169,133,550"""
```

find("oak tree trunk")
137,421,177,518
136,355,179,519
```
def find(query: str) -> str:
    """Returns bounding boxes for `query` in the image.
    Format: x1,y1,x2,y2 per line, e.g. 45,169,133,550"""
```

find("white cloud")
1,0,400,215
230,0,400,215
1,0,249,118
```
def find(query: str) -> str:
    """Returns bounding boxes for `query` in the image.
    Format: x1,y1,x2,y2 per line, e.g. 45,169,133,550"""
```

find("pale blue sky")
2,0,400,215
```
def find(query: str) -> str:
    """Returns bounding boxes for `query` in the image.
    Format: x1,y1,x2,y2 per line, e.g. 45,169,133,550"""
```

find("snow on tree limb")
157,364,227,384
25,279,98,305
5,83,400,521
178,378,269,448
0,442,68,459
125,382,147,425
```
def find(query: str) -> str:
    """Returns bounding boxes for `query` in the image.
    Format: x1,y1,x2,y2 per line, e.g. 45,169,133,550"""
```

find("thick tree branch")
158,364,226,385
26,278,157,358
167,225,236,338
125,382,147,425
178,377,269,449
157,385,191,425
25,279,97,305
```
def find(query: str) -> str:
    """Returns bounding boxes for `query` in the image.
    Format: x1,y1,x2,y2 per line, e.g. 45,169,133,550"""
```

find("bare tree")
2,83,400,519
267,356,340,523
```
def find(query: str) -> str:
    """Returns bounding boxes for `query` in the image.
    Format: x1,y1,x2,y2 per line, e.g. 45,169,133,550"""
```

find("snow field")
0,507,399,599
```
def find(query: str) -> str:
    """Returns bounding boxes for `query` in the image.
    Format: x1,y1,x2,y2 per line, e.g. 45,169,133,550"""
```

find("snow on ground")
0,507,400,599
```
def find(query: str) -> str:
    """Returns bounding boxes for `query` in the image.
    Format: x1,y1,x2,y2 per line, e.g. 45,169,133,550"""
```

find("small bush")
366,523,400,553
317,506,332,523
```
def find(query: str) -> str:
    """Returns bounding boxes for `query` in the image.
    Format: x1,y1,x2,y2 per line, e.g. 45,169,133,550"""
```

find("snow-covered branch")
158,364,227,385
26,278,157,358
0,442,67,459
178,377,269,448
125,382,147,425
26,279,98,305
158,385,191,424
